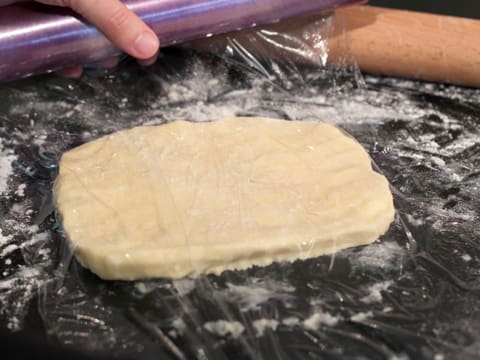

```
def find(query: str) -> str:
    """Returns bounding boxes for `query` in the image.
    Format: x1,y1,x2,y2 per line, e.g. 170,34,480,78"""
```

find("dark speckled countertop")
0,2,480,358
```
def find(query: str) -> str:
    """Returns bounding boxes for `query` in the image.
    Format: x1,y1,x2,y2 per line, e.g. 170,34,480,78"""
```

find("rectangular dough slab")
53,117,394,280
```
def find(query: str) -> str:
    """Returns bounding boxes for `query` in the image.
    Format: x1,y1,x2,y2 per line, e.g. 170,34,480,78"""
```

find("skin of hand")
0,0,160,77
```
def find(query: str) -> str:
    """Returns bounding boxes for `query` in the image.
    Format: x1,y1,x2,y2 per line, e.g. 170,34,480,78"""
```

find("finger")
138,51,158,67
39,0,159,60
56,66,83,78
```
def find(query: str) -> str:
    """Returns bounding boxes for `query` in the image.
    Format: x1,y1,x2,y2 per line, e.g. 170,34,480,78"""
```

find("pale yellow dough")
54,117,394,280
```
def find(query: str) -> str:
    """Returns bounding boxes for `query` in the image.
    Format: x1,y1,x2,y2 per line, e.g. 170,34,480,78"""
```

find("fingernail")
134,31,159,58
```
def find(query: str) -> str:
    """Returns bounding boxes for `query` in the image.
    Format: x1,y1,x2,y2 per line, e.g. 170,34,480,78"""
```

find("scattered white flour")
0,231,49,258
225,284,272,311
222,279,295,311
15,183,26,197
303,311,340,330
0,267,42,330
361,281,393,304
0,267,40,290
134,278,196,297
0,232,13,248
282,317,301,327
134,282,149,294
133,281,174,295
33,135,47,147
0,219,52,330
28,225,39,233
172,278,196,296
404,214,425,227
347,242,405,272
204,320,245,338
203,312,344,339
151,102,243,124
431,156,446,168
0,138,16,194
0,244,18,258
350,311,373,322
170,318,187,337
252,319,279,336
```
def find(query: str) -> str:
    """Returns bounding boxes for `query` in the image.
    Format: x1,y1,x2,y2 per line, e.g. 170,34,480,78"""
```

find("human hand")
0,0,160,78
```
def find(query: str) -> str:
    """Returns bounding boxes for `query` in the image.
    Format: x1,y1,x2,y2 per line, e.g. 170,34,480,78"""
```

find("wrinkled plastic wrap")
0,0,362,81
1,11,480,360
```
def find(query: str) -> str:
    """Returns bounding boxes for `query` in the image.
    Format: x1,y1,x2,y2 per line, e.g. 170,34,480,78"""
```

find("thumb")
39,0,160,60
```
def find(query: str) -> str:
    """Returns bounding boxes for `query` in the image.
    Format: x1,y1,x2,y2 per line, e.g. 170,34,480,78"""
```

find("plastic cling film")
52,117,394,280
0,11,479,360
0,0,363,82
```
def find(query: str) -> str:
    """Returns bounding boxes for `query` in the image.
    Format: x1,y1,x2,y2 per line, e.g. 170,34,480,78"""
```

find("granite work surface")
0,49,479,360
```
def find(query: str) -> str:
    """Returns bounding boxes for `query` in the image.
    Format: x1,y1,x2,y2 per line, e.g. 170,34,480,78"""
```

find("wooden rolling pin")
192,5,480,88
330,5,480,88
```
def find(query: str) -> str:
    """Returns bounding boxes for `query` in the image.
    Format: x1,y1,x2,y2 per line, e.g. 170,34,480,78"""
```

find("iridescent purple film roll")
0,0,363,82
